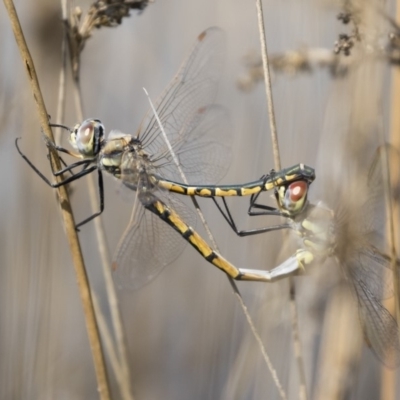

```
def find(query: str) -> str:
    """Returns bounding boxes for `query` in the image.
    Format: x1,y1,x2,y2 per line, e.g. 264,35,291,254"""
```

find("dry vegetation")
1,0,400,399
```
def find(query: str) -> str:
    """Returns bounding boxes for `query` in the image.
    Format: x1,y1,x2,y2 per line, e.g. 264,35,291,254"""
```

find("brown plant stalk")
2,0,111,398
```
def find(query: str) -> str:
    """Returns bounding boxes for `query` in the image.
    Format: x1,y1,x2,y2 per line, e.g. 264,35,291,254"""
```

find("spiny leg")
75,169,105,229
16,138,97,188
212,196,290,237
247,190,280,216
16,138,103,230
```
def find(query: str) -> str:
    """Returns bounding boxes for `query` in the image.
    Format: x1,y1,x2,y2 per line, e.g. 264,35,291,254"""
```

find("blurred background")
0,0,399,399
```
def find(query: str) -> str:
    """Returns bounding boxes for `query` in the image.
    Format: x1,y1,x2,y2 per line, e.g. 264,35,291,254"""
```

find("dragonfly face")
70,118,105,158
275,179,311,217
278,179,336,258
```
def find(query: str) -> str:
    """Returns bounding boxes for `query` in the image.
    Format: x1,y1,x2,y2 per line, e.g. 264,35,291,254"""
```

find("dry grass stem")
70,30,134,400
54,17,67,142
255,0,280,170
145,88,286,396
314,286,362,400
233,289,288,400
237,48,351,92
3,0,111,398
6,0,398,397
241,6,400,92
289,288,308,400
93,293,134,400
381,5,400,390
255,1,309,398
65,0,150,77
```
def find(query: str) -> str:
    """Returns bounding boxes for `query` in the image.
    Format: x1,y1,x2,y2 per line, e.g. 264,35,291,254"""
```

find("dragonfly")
16,27,314,290
213,145,400,367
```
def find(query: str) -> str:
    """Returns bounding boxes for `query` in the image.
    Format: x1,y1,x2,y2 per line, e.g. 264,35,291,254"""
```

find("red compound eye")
288,181,307,202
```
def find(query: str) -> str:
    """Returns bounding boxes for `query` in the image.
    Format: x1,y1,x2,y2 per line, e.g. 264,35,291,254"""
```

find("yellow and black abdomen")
154,163,315,198
142,193,242,279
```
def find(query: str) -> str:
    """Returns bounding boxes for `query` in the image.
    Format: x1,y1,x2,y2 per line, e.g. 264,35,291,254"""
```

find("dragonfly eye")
277,180,309,215
288,181,308,202
71,119,104,157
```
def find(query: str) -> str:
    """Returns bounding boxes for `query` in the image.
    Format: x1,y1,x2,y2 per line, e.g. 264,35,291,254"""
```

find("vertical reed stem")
3,1,111,398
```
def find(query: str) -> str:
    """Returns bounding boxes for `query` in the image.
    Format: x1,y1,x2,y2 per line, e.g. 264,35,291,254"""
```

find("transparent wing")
135,27,230,184
153,105,231,184
346,261,400,367
334,145,400,364
335,145,400,260
312,26,400,366
362,145,400,245
315,60,387,208
112,187,196,290
344,244,394,301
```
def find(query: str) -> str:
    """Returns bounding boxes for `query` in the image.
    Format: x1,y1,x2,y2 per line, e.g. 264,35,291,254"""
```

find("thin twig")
381,94,400,400
381,1,400,395
2,1,111,398
390,0,400,338
289,285,308,400
255,1,308,398
57,6,130,397
144,88,286,399
143,88,219,247
66,0,150,78
63,2,133,396
93,292,124,385
55,4,67,141
255,0,280,170
237,47,351,92
232,285,287,400
71,48,134,400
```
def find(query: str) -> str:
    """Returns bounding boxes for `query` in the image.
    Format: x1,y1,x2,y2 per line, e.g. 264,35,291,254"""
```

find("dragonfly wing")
345,244,395,300
136,28,229,184
345,255,400,367
112,188,197,290
361,145,400,246
155,105,231,184
352,277,400,367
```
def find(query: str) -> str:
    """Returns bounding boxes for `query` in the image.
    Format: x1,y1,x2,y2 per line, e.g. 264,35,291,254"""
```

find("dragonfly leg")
16,138,97,188
44,133,81,159
44,136,93,176
48,153,72,174
16,138,103,230
49,122,72,132
247,190,280,216
48,155,93,177
236,249,314,282
212,196,289,237
75,169,105,229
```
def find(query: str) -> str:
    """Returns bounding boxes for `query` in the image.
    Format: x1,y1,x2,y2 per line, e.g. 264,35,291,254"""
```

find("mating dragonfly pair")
17,27,400,367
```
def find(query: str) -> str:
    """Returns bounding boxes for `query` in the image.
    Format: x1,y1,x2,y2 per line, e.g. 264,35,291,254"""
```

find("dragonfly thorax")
98,136,130,177
291,202,336,257
99,137,156,191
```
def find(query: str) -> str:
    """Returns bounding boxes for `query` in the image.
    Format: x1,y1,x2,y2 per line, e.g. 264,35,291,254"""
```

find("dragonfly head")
70,119,105,158
275,179,310,217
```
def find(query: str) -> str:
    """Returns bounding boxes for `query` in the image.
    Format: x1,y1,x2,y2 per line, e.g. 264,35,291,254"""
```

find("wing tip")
198,30,207,42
